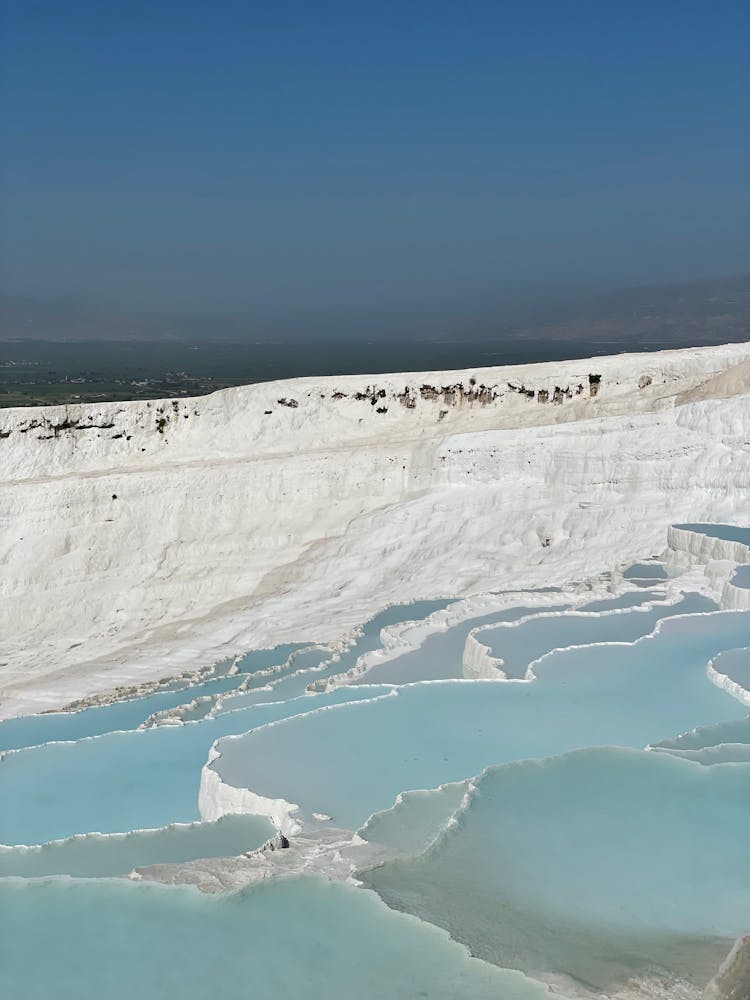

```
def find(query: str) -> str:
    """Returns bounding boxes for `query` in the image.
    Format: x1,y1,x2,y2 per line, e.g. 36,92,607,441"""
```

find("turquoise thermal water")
576,590,660,612
357,781,470,856
0,814,274,878
214,598,455,710
173,645,334,721
352,603,569,685
0,644,305,753
0,600,450,845
711,646,750,691
0,686,392,846
211,610,750,828
480,592,715,678
0,601,450,845
653,742,750,764
0,876,553,1000
363,747,749,991
623,562,669,579
345,594,654,688
731,565,750,587
674,523,750,546
3,557,749,1000
207,645,341,715
654,714,750,753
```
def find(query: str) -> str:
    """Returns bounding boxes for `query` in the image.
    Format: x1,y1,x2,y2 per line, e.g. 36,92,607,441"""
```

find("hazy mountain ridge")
2,274,748,345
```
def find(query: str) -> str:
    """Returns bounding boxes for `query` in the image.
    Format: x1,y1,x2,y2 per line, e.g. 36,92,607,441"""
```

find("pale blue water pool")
354,604,567,685
622,562,669,580
3,547,749,999
212,610,750,829
0,644,304,753
654,713,750,753
0,686,392,846
0,876,550,1000
0,602,451,846
213,598,454,710
0,814,274,878
180,645,334,720
713,646,750,694
480,593,715,679
577,590,661,612
675,523,750,546
363,747,749,991
358,780,470,856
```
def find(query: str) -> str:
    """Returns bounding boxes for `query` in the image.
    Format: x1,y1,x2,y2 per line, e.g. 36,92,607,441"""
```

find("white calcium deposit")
2,342,750,718
198,746,303,837
721,577,750,613
667,526,750,565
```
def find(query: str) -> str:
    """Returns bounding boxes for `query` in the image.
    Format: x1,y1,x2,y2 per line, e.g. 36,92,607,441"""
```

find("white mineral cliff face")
721,577,750,613
462,631,508,681
199,749,303,837
668,526,750,565
2,342,750,717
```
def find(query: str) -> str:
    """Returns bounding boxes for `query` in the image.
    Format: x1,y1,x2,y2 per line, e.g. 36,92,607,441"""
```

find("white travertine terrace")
721,578,750,613
707,649,750,707
462,630,509,680
2,341,750,718
667,526,750,565
199,745,303,837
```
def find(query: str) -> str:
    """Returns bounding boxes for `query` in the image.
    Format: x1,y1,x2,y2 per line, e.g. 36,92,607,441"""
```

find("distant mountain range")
1,273,748,347
512,273,750,348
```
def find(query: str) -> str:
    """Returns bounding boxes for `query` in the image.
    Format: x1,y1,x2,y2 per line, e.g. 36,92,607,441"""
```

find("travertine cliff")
2,342,749,716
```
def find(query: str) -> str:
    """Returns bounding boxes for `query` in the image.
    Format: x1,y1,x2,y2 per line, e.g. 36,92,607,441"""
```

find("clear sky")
1,0,749,337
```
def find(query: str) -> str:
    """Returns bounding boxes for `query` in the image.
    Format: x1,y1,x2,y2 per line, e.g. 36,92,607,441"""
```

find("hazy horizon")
2,271,749,344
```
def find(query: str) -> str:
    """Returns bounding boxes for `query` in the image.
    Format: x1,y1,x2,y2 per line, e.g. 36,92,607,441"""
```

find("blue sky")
1,0,748,336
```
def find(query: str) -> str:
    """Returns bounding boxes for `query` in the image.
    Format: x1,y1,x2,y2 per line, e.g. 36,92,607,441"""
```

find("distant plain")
1,274,748,407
